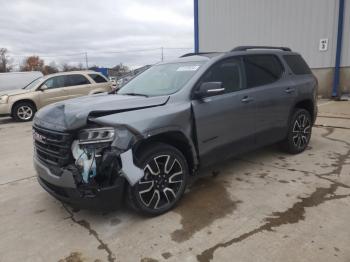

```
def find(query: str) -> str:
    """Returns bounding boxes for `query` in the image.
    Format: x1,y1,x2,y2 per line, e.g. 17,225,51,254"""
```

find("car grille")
33,125,74,175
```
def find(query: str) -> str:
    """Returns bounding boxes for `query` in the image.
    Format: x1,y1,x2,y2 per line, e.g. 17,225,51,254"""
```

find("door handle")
241,96,254,103
285,87,295,94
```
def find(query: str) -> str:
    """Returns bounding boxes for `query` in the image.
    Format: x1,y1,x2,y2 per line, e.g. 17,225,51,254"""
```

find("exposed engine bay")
71,140,121,185
69,126,144,193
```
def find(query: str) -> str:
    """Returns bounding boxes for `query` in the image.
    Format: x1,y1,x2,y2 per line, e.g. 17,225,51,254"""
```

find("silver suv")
33,46,317,215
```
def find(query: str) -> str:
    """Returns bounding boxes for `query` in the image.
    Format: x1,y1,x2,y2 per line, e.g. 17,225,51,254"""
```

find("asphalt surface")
0,100,349,262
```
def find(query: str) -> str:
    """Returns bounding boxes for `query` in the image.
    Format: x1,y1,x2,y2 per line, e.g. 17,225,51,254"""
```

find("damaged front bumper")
35,156,127,209
33,125,144,210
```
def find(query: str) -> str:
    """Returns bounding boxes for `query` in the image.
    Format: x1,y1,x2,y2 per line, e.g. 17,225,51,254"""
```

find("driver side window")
43,76,65,89
202,57,243,94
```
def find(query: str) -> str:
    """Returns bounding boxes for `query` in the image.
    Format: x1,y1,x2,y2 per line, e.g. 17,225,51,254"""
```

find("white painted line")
318,101,335,106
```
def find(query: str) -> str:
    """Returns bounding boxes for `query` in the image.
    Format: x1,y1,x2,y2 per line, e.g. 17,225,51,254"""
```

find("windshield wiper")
122,93,149,97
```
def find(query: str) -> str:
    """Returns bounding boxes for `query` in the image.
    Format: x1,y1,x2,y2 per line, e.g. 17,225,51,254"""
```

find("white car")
0,71,43,92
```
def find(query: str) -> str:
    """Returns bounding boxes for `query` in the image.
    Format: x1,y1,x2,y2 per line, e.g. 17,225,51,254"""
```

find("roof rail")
232,46,292,52
180,52,217,57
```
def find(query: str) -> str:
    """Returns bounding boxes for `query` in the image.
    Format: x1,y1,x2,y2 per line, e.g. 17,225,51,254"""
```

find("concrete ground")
0,100,349,262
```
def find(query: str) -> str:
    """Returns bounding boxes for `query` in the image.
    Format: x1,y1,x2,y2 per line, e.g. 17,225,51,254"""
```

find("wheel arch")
293,99,314,121
11,99,37,116
133,130,198,174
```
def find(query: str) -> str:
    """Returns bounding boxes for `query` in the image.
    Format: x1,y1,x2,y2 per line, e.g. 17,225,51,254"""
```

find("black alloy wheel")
128,143,188,216
282,108,312,154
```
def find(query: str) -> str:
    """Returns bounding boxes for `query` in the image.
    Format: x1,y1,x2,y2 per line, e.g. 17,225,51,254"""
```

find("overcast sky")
0,0,194,69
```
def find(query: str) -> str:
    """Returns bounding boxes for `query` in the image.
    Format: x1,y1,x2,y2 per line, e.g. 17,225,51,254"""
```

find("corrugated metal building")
195,0,349,97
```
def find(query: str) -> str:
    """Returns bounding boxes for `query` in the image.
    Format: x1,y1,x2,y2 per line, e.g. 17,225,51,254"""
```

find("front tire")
281,108,312,154
127,143,189,216
12,102,36,122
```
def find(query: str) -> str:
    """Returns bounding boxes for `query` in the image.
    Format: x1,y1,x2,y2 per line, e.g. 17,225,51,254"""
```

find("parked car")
33,46,317,215
109,77,118,90
109,76,117,84
0,71,112,121
0,71,43,92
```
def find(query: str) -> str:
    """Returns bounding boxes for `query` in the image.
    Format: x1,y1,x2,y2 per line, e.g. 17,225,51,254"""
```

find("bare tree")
111,63,130,77
42,62,59,75
61,62,84,72
20,56,44,72
0,48,12,72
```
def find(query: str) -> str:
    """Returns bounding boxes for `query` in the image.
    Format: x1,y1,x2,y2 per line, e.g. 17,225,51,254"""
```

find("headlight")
0,95,9,104
78,127,115,145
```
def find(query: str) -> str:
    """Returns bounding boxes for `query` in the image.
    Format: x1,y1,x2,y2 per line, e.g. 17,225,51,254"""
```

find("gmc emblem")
33,130,47,144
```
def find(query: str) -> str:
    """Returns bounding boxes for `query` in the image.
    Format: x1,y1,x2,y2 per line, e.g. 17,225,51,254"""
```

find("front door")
37,75,67,107
191,57,255,166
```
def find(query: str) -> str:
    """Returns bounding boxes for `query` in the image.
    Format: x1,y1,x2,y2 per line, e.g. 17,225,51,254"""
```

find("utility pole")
84,52,89,69
332,0,345,97
161,47,164,62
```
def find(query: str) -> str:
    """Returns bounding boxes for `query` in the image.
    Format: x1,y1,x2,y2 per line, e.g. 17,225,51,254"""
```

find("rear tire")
12,102,36,122
281,108,312,154
127,143,189,216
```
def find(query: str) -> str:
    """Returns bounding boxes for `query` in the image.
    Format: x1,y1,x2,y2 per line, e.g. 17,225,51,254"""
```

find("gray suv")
33,46,317,215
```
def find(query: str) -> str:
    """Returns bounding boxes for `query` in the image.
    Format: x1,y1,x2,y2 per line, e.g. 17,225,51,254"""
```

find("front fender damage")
119,149,143,185
110,126,144,185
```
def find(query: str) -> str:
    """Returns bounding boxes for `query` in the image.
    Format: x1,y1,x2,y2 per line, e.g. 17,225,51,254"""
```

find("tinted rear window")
244,55,284,88
283,55,312,75
66,74,90,86
89,74,107,83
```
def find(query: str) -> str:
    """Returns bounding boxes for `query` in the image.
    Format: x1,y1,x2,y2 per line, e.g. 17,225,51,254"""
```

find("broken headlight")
73,127,116,183
78,127,115,145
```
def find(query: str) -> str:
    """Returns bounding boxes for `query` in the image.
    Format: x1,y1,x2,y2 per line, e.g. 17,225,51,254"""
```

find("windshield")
118,62,204,96
23,77,43,89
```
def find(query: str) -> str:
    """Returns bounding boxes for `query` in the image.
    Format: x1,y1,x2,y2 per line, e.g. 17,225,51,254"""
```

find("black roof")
180,52,223,58
231,46,292,52
181,46,292,58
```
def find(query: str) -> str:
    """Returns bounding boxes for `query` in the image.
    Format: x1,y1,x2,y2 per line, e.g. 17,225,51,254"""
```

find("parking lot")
0,100,349,262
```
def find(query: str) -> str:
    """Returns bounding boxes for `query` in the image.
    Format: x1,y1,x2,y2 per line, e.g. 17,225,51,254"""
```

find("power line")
7,47,192,58
8,52,86,58
6,46,193,70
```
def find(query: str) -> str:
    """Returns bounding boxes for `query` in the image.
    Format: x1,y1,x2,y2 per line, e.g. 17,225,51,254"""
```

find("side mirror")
40,84,48,91
194,82,225,98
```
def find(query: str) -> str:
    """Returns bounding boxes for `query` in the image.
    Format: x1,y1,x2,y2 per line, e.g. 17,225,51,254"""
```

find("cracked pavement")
0,100,349,262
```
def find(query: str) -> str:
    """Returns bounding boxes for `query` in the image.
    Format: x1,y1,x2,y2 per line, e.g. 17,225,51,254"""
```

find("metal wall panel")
198,0,348,68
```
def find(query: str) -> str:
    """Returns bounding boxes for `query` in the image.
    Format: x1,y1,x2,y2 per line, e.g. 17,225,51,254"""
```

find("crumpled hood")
34,93,169,131
0,89,32,96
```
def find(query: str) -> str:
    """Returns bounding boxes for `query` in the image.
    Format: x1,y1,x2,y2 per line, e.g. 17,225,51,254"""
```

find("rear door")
63,74,92,99
242,54,295,146
37,75,67,107
192,57,255,166
88,73,111,92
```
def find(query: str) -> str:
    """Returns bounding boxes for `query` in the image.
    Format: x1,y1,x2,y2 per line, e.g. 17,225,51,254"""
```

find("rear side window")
243,55,284,88
89,74,108,83
66,75,90,86
283,55,312,75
